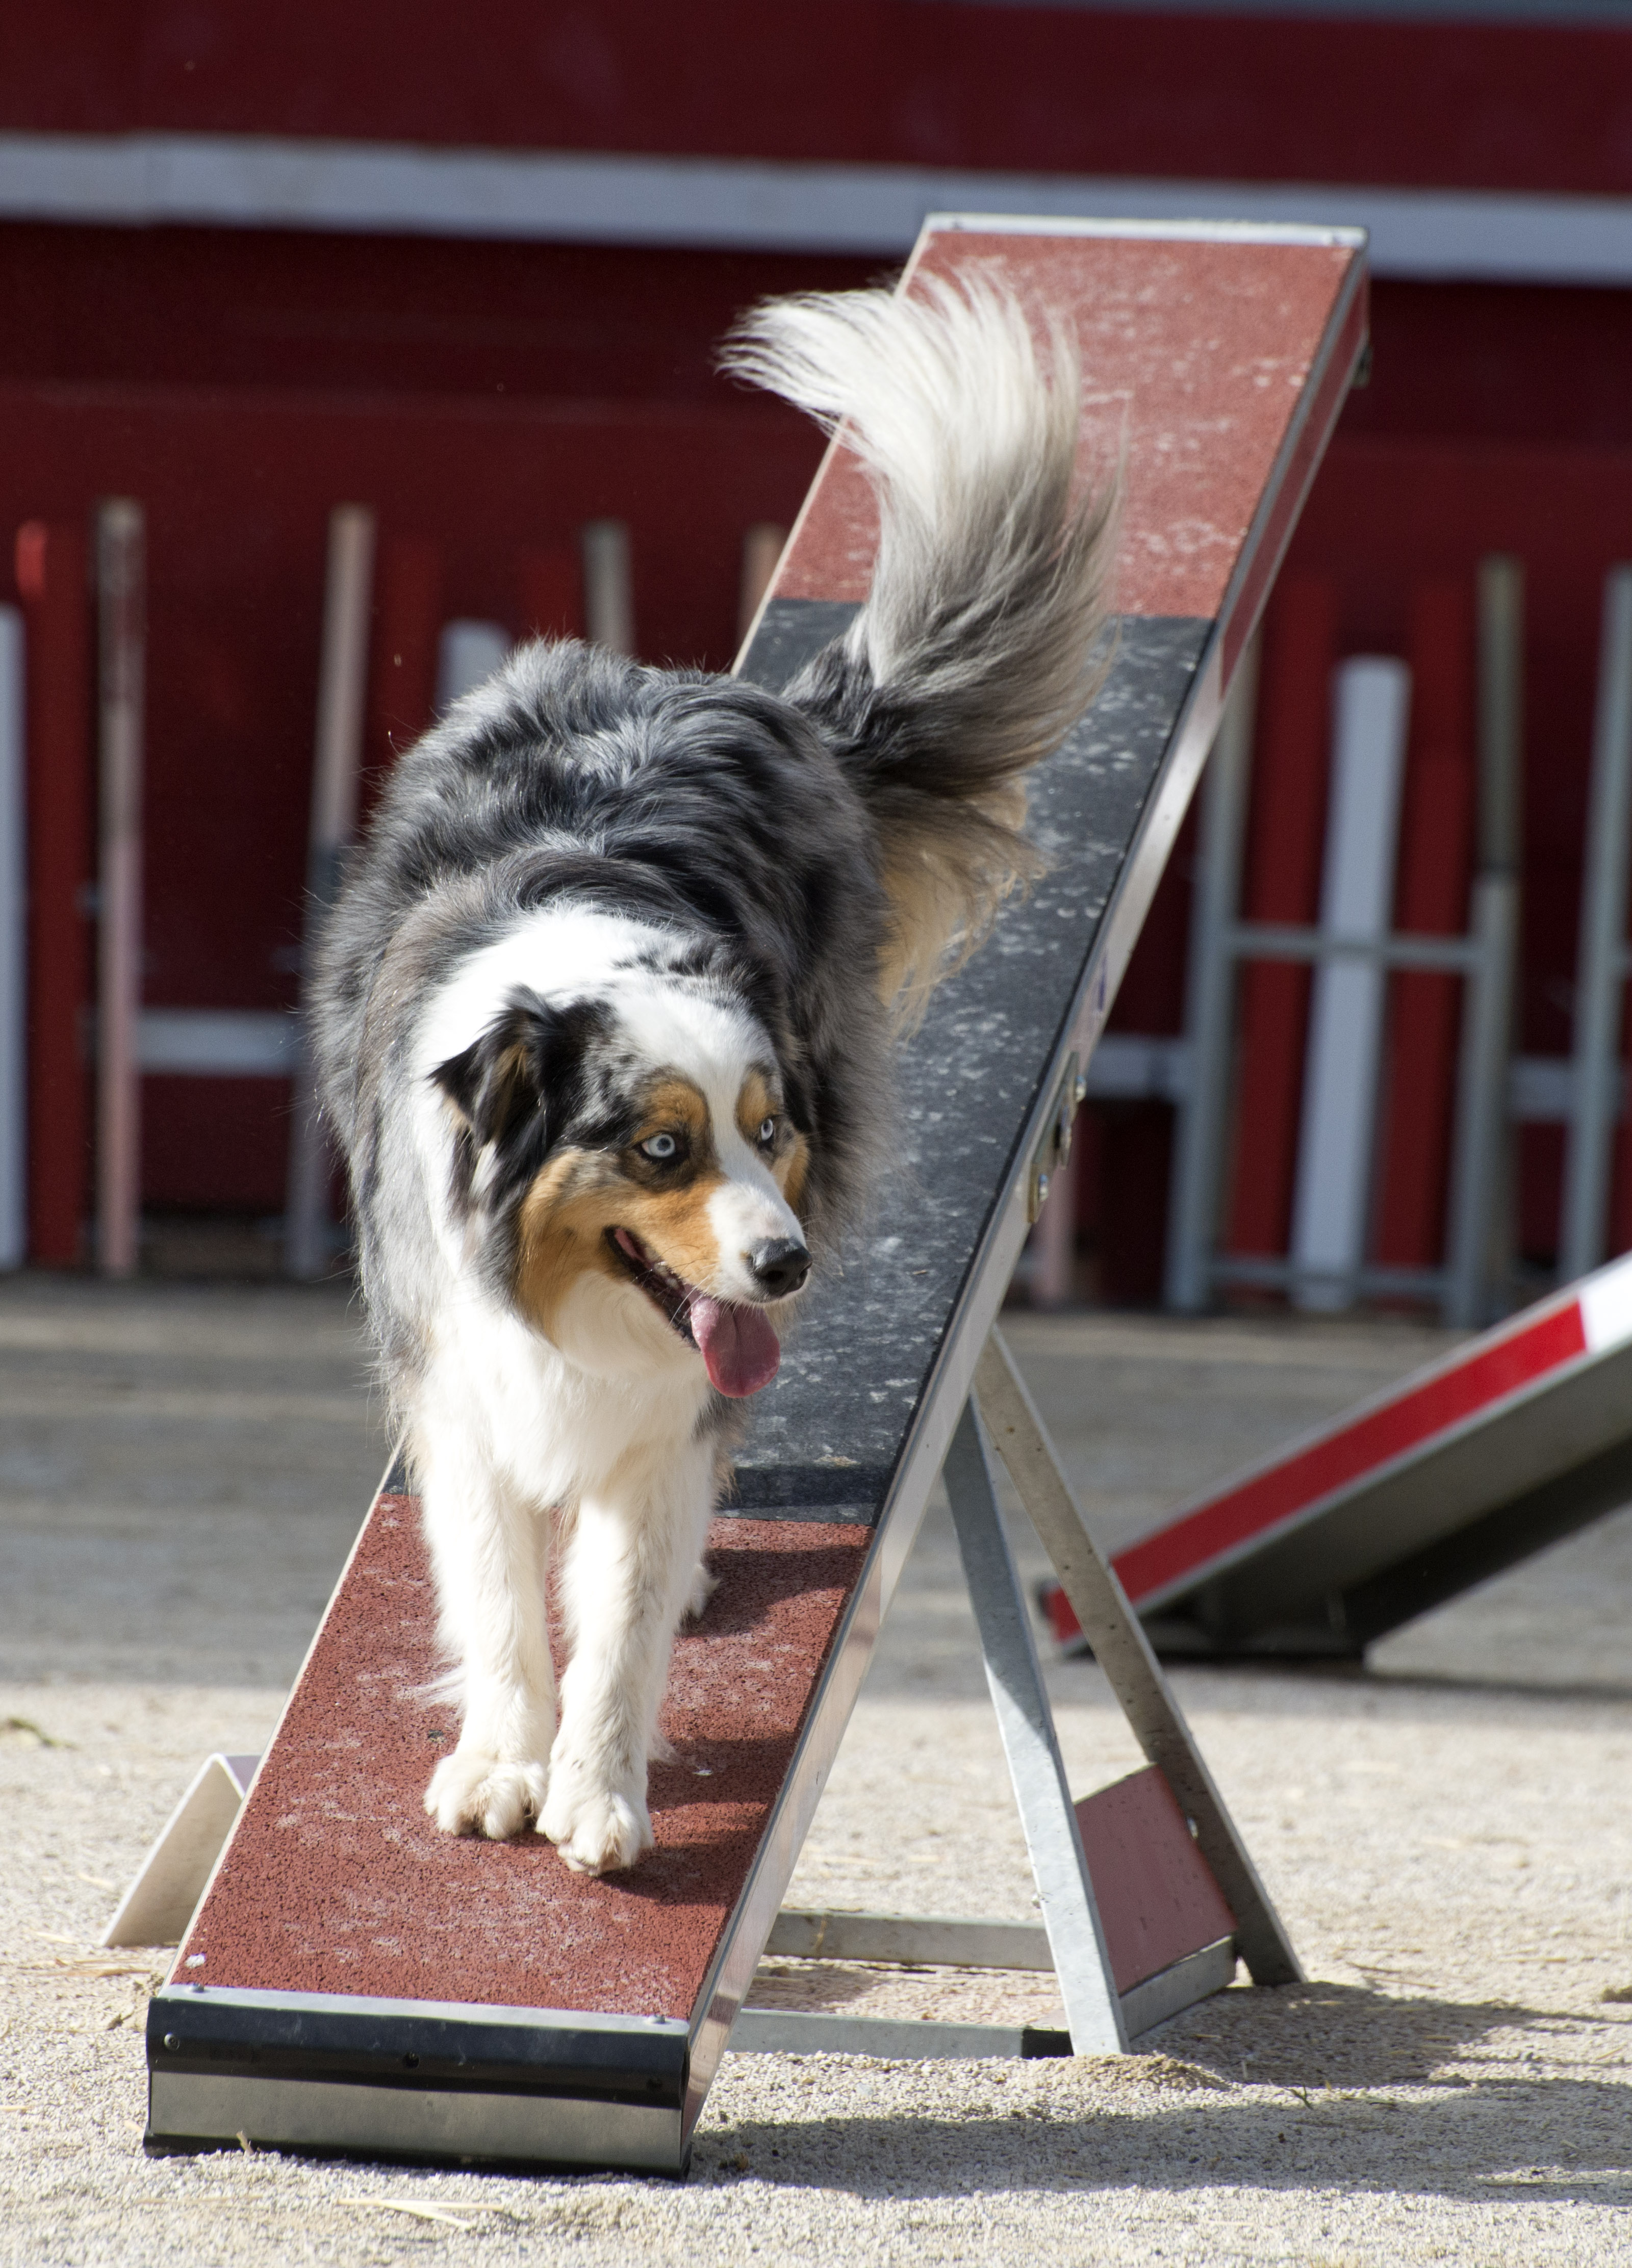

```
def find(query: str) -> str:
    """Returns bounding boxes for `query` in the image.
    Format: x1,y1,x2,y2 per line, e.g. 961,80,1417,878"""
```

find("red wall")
6,5,1632,197
0,232,858,1214
6,5,1631,1275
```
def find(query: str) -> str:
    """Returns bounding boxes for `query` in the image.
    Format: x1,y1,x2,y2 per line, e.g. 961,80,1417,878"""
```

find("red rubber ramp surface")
183,1497,867,2018
782,222,1366,673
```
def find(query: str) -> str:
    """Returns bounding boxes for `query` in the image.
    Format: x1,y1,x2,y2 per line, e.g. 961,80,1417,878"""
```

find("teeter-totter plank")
145,214,1366,2173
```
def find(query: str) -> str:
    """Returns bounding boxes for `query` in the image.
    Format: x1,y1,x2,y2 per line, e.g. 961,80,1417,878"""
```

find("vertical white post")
1029,1149,1078,1309
285,505,375,1281
582,520,634,655
0,606,23,1271
434,621,511,712
1290,657,1411,1311
737,523,786,649
1445,556,1524,1328
1164,637,1261,1311
1561,566,1632,1282
95,500,145,1280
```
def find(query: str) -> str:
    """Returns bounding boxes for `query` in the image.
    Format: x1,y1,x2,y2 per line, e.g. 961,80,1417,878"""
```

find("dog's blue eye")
640,1132,679,1161
758,1117,777,1147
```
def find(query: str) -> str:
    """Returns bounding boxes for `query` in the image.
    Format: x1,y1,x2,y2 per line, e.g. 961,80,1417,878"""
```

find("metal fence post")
286,505,376,1281
1445,556,1523,1328
1164,637,1259,1311
95,499,145,1280
1561,565,1632,1282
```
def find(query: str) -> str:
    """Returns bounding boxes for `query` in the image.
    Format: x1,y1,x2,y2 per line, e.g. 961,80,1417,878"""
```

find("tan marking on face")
735,1068,780,1148
641,1076,711,1147
513,1071,734,1338
779,1133,810,1218
618,1177,731,1293
620,1072,729,1286
514,1149,627,1339
735,1066,809,1220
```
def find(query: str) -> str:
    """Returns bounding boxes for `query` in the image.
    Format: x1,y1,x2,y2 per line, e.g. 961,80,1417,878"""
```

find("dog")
311,272,1116,1876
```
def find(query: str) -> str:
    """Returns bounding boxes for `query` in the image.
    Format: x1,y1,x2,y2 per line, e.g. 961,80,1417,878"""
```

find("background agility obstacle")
1043,1245,1632,1663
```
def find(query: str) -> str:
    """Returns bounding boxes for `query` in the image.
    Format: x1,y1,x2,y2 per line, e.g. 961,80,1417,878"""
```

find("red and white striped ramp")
1045,1252,1632,1659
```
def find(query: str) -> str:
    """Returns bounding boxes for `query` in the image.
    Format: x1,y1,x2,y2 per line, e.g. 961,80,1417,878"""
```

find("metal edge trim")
766,1910,1054,1970
145,2070,685,2173
1121,1938,1238,2040
731,435,854,667
726,2010,1068,2060
926,212,1368,249
727,1936,1237,2059
150,1981,689,2040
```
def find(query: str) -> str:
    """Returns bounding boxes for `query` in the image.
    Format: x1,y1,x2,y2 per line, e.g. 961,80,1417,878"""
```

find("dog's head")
433,983,810,1394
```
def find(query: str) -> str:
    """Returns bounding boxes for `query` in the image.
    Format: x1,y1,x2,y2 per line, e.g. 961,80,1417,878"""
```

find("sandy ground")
1,1275,1630,2265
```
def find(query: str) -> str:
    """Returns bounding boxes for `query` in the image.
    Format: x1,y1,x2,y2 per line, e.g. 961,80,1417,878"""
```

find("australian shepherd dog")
312,274,1116,1875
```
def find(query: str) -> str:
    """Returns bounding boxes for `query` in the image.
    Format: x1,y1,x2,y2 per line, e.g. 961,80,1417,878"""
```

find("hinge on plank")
1027,1052,1087,1224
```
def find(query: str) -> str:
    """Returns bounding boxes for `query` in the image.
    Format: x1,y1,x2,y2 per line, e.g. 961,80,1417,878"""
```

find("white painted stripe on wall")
0,609,23,1270
948,0,1632,21
138,1010,297,1076
435,621,511,712
3,132,1632,284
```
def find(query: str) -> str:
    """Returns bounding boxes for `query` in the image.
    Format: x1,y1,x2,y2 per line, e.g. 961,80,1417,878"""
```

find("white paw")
539,1772,652,1875
424,1745,547,1839
685,1559,718,1620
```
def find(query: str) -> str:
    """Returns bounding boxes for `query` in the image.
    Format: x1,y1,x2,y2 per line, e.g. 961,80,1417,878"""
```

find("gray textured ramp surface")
731,606,1209,1525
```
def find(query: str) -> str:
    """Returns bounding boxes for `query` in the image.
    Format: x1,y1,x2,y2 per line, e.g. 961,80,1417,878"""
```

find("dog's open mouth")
607,1228,781,1398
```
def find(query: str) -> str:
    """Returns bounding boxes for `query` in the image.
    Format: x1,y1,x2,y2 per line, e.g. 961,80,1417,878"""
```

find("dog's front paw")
539,1771,652,1875
424,1745,547,1839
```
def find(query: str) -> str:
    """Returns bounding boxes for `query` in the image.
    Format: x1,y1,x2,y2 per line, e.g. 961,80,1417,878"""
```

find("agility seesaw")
133,213,1367,2174
1043,1246,1632,1661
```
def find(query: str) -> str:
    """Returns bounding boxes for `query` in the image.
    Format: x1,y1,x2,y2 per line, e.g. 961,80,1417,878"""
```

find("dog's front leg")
417,1427,556,1840
540,1438,714,1874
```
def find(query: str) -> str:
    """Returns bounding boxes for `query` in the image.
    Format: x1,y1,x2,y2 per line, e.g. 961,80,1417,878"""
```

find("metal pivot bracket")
1028,1052,1086,1223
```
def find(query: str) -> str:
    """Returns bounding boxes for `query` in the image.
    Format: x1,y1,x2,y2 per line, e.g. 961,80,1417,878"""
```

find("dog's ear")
434,1011,539,1156
434,990,607,1211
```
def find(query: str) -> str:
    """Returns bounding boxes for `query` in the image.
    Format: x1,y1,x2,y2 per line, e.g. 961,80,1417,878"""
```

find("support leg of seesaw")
725,1327,1300,2058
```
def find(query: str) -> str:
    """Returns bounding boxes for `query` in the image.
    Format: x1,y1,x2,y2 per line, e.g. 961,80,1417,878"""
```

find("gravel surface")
2,1277,1629,2264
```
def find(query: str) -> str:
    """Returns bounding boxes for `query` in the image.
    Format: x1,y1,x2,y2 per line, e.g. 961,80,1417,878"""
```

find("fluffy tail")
723,271,1119,1015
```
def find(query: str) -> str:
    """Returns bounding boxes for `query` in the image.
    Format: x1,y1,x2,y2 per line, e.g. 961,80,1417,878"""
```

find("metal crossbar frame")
1165,566,1523,1329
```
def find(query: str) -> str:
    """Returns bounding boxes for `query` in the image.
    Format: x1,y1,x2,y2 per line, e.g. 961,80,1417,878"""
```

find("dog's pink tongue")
691,1296,781,1397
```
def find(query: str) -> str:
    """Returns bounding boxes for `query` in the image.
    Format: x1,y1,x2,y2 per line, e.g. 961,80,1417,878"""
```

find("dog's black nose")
748,1237,810,1299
